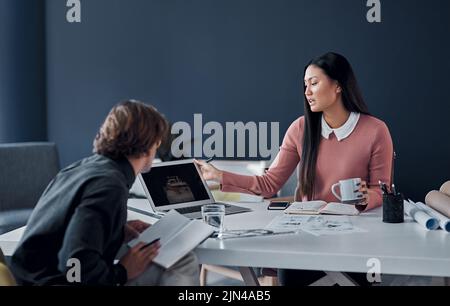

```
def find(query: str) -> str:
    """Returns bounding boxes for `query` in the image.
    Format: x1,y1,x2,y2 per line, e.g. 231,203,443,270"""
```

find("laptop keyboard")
174,203,250,215
175,206,203,214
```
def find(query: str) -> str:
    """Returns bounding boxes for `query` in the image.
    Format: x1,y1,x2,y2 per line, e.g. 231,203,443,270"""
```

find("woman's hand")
355,180,369,212
194,159,223,183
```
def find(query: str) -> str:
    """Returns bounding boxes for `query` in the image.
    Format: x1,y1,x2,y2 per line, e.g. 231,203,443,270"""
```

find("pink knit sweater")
221,114,394,211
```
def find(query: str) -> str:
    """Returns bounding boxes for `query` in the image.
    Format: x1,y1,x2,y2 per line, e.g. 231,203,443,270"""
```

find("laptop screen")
140,161,211,208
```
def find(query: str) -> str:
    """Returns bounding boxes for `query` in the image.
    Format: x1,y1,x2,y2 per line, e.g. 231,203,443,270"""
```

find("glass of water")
201,204,225,238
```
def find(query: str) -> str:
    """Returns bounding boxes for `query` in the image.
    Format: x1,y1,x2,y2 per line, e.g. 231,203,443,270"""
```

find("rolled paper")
440,181,450,197
425,190,450,219
403,200,439,230
411,200,450,232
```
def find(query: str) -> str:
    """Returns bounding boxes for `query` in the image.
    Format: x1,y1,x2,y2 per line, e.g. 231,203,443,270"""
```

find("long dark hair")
299,52,370,200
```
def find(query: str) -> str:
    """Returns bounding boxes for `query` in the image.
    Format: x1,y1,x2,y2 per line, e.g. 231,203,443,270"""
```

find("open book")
128,210,215,269
284,201,359,216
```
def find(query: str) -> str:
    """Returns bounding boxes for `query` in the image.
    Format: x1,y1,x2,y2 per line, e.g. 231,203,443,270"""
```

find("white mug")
331,178,363,204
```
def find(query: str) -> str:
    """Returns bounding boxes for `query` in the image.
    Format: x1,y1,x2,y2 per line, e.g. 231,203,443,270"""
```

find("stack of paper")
266,214,366,236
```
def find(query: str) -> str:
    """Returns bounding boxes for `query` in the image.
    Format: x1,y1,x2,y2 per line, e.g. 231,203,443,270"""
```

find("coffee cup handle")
331,183,342,201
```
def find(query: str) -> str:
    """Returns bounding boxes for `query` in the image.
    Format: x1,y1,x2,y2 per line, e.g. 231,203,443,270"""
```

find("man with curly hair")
10,100,199,286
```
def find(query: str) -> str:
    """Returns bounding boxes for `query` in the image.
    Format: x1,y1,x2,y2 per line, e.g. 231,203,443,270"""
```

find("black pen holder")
382,193,404,223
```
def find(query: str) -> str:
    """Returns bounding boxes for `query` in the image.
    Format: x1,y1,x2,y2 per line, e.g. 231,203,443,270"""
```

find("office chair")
0,142,60,235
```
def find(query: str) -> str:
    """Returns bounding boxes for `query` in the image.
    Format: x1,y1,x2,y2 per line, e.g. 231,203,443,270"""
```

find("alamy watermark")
66,258,81,283
66,1,381,24
66,0,81,23
366,0,382,23
171,114,280,160
366,257,382,283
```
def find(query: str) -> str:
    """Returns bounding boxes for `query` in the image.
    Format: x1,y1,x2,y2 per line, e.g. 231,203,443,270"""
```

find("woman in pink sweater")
196,52,394,285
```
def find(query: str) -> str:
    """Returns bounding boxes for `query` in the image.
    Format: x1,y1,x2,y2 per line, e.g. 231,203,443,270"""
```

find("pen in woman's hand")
195,157,222,183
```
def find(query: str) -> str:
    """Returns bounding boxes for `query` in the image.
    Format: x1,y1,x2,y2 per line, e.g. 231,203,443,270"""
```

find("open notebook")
284,201,359,216
128,210,215,269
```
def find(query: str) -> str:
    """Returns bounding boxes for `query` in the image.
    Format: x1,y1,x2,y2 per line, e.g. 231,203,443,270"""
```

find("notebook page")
156,220,215,268
128,210,189,248
320,202,359,216
284,201,326,214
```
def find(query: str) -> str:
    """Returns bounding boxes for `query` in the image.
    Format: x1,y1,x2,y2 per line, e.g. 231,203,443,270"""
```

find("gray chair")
0,142,60,235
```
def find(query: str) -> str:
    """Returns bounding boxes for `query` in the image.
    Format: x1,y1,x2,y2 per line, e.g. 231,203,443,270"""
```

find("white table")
2,199,450,285
194,201,450,285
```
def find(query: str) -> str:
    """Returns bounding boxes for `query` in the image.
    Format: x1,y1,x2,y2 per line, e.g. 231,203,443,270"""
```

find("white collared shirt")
321,112,360,141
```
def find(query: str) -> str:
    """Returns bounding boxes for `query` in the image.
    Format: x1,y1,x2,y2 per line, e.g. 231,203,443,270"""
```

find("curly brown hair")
93,100,169,159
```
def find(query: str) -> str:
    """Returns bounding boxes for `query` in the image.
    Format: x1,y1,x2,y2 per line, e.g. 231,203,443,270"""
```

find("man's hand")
127,220,150,233
119,241,160,280
123,220,151,243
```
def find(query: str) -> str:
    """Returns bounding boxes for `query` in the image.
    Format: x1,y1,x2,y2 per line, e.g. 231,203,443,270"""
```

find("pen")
392,184,397,196
206,157,214,163
379,181,388,194
140,238,160,250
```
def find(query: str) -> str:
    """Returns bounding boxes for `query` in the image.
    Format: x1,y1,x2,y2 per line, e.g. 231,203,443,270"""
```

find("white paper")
129,210,215,268
266,214,309,231
285,201,324,214
266,214,366,236
409,200,450,232
301,216,367,236
403,200,439,230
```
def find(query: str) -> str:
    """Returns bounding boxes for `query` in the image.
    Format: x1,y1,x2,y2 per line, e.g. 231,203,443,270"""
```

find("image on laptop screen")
140,162,210,208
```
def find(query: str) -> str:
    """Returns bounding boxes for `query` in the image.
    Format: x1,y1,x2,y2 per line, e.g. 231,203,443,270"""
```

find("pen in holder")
382,193,404,223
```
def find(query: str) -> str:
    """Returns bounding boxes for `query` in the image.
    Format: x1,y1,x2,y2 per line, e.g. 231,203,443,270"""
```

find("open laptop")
138,159,252,219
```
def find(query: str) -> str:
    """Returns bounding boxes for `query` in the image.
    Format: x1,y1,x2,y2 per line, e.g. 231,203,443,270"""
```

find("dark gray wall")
0,0,47,142
43,0,450,201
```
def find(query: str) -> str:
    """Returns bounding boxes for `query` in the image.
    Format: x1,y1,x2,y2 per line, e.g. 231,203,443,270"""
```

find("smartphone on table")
267,201,291,210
